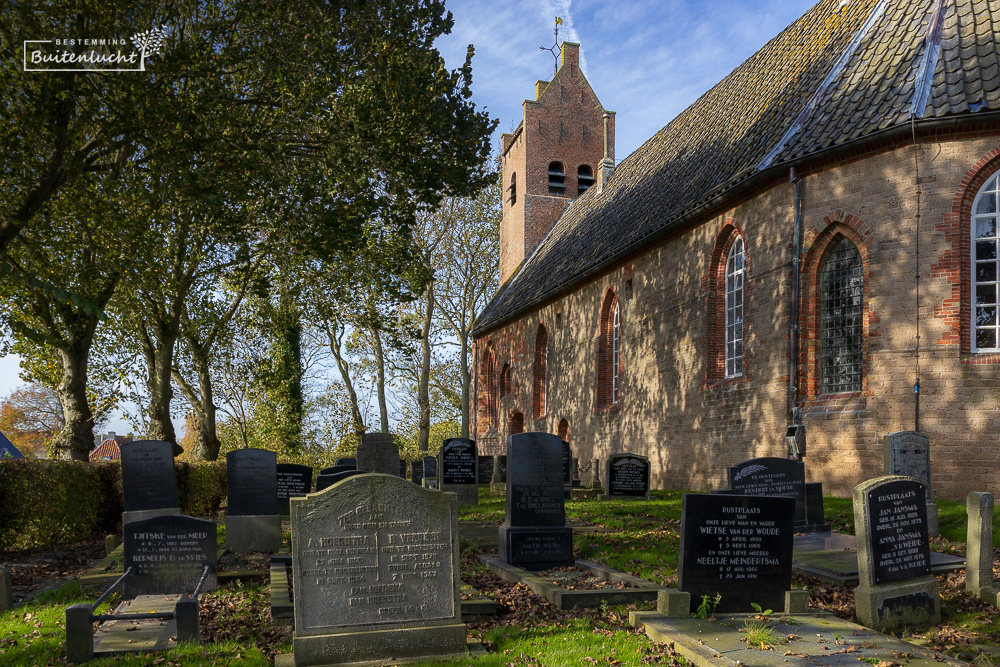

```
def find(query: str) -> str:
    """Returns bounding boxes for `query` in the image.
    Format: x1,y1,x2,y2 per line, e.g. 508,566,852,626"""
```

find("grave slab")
277,464,313,516
884,431,939,536
356,433,399,475
226,449,281,553
602,453,651,500
439,438,478,507
120,441,179,526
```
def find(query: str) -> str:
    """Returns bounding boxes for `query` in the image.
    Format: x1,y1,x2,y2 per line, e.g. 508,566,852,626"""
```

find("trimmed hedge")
0,459,227,551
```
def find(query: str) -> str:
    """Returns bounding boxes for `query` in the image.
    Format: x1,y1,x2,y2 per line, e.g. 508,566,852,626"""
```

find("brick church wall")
476,133,1000,501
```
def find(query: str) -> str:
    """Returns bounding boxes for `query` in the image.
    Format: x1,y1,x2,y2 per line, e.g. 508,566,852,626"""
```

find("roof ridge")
756,0,891,171
909,0,947,118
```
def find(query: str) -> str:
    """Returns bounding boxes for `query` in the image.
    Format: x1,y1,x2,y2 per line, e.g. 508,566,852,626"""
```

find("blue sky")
436,0,819,162
0,0,822,434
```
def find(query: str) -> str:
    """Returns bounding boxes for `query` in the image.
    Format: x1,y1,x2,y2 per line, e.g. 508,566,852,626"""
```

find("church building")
472,0,1000,499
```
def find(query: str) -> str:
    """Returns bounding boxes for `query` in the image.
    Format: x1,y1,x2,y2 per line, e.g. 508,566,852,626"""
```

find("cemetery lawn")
4,489,1000,665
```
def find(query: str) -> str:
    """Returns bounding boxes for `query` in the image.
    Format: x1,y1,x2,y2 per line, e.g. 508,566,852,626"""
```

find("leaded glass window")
821,238,863,394
612,300,621,403
725,238,745,377
973,173,1000,351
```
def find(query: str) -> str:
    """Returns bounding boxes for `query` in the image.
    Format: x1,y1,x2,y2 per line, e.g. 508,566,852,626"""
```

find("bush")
0,458,228,551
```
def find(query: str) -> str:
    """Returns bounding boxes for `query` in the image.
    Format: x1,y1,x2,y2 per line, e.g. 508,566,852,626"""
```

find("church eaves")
474,0,1000,336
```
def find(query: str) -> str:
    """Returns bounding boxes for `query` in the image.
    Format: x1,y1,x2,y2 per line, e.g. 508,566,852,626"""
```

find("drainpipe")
788,168,803,449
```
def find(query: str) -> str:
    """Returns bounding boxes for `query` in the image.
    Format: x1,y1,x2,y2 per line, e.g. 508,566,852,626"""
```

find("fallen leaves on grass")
198,586,290,659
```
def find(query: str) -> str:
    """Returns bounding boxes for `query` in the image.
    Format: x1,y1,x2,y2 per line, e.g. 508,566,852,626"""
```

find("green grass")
6,488,1000,665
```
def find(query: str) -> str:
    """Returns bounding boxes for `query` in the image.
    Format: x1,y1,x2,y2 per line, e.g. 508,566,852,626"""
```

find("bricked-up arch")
509,411,524,435
499,363,511,397
596,288,622,407
939,145,1000,358
705,221,749,384
799,214,872,406
508,172,517,206
557,418,569,443
478,342,497,428
532,324,548,419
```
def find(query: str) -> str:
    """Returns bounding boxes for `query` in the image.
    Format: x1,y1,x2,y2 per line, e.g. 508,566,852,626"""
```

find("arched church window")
973,172,1000,351
578,165,595,194
508,172,517,205
821,238,863,394
725,237,745,378
597,289,621,406
548,162,565,195
532,324,548,419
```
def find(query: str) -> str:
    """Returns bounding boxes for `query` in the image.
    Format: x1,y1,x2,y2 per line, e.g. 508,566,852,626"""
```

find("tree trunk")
328,323,366,436
50,341,96,461
417,283,433,451
459,329,471,439
173,345,221,461
370,327,389,433
144,319,181,455
271,298,303,453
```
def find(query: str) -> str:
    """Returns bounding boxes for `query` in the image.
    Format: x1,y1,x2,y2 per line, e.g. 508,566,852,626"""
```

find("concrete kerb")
629,609,965,667
479,555,659,609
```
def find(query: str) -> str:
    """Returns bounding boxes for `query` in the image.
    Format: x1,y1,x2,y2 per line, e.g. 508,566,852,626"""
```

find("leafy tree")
0,382,68,457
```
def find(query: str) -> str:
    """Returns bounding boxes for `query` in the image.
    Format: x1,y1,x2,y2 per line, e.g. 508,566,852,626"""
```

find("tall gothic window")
532,325,548,419
598,289,621,406
725,237,745,377
973,172,1000,351
821,238,863,393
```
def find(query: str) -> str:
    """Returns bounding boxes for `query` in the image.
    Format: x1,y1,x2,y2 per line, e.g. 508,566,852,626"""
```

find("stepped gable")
475,0,1000,334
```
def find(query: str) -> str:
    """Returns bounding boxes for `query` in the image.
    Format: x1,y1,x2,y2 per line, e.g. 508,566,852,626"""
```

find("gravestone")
0,568,11,612
884,431,939,536
410,460,424,487
399,459,407,477
477,455,494,486
334,457,356,467
439,438,478,507
571,457,582,488
277,464,313,516
966,491,998,603
678,493,795,613
422,456,438,489
284,473,467,666
590,458,602,490
123,514,217,598
226,449,281,553
490,454,507,497
560,442,573,500
315,469,365,492
853,476,940,631
728,457,807,527
319,464,356,476
120,441,180,526
356,433,399,475
602,453,651,500
498,433,573,569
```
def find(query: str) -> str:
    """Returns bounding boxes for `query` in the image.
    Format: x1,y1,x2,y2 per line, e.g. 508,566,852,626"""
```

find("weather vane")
539,17,563,76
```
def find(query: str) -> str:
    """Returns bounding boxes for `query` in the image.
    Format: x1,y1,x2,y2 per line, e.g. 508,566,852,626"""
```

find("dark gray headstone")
123,514,217,598
120,441,179,512
316,469,365,491
883,432,932,503
399,459,407,477
440,438,476,485
277,464,312,515
728,457,805,524
422,456,437,480
498,433,573,569
561,442,572,499
478,455,494,485
678,493,795,613
226,448,278,516
319,464,357,476
334,457,356,467
862,478,931,585
605,453,651,498
356,433,399,475
410,460,424,486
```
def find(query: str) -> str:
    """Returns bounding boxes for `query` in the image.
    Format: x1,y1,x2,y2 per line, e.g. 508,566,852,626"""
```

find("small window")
973,172,1000,351
725,238,745,378
532,325,548,419
548,162,565,195
578,165,595,194
508,172,517,206
821,238,863,393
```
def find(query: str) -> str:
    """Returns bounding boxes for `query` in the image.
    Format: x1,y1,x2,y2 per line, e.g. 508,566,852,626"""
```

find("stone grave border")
81,542,287,593
479,555,659,609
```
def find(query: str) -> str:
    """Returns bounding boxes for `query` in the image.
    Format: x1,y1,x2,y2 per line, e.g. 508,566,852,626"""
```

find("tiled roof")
89,440,121,461
475,0,1000,334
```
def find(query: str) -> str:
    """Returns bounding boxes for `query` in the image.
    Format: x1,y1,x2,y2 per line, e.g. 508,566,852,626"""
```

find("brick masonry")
476,133,1000,501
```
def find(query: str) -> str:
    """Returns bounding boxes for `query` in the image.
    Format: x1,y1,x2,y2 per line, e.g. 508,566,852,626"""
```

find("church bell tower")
499,42,615,285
